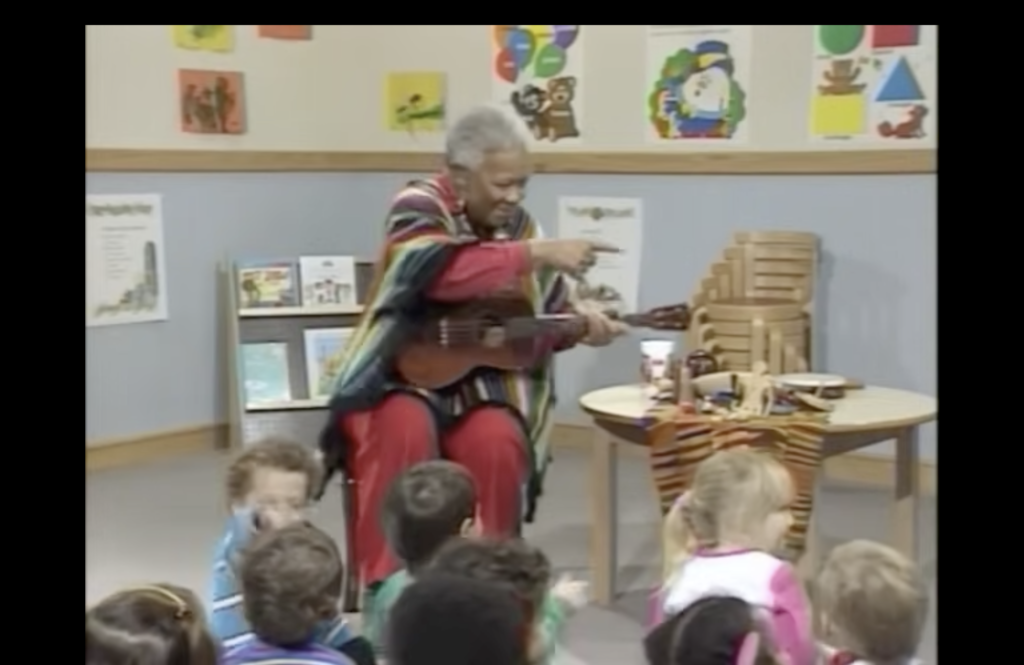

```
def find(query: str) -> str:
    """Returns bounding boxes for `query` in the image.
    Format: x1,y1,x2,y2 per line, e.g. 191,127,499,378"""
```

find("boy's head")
239,522,343,646
815,539,929,663
226,437,322,529
644,596,780,665
429,536,551,623
382,460,479,571
87,583,217,665
388,572,529,665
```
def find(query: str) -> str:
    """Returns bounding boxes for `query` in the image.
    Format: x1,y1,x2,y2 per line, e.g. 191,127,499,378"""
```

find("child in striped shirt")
208,437,374,665
223,522,356,665
363,460,481,655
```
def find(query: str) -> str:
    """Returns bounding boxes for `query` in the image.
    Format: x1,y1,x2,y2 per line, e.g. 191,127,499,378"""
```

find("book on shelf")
237,259,299,308
303,327,354,399
299,255,358,308
240,342,292,406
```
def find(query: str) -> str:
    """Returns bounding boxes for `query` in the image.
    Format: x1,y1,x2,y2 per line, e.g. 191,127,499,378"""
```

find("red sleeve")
425,242,531,301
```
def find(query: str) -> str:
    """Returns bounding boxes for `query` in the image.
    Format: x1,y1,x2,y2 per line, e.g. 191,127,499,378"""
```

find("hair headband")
119,586,192,620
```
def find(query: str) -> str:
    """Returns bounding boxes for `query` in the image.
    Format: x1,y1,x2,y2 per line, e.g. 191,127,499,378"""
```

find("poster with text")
86,194,169,328
809,25,936,143
557,197,643,314
645,25,753,144
491,25,584,144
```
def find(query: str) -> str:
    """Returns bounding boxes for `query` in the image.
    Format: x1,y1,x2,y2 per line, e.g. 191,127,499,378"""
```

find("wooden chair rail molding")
86,148,935,175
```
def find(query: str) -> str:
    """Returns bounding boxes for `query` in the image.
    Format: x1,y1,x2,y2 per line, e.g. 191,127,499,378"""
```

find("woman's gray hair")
445,104,529,170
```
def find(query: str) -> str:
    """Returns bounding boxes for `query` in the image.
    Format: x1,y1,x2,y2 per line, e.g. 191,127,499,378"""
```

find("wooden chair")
339,470,361,612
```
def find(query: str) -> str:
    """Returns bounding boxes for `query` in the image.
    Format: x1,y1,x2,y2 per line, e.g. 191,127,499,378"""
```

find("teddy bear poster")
492,25,583,144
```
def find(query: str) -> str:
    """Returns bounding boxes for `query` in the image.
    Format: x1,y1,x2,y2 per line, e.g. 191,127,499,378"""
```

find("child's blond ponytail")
661,492,698,585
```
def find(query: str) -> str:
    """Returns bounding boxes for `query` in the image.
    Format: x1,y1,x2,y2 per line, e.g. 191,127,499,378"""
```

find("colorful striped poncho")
317,176,569,521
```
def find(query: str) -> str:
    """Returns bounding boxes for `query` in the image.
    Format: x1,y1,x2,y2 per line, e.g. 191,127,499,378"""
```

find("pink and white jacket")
656,549,816,665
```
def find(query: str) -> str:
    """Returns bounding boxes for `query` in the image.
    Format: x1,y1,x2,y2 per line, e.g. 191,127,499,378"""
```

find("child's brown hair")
86,583,217,665
240,522,344,646
225,437,323,506
382,460,478,571
815,539,929,664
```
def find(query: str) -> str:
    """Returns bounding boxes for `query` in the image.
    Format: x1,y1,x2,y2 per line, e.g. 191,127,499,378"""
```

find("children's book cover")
258,25,312,40
236,260,299,308
179,69,246,135
298,256,358,308
303,327,354,398
385,71,446,135
172,25,234,52
241,343,292,406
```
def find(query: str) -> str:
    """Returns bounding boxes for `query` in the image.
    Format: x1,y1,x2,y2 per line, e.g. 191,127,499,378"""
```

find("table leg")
589,428,618,606
798,480,823,580
892,426,920,561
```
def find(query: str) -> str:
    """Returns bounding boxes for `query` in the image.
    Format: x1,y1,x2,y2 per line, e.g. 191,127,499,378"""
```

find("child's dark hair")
644,596,777,665
382,460,477,571
239,523,343,646
225,437,323,506
86,583,217,665
428,536,551,622
388,571,529,665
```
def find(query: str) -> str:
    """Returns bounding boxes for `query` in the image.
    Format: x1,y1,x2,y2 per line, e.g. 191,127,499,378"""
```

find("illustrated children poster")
172,25,234,52
257,25,311,40
384,72,446,135
86,194,169,328
645,25,753,143
557,197,643,314
809,25,936,143
491,25,583,143
178,69,247,135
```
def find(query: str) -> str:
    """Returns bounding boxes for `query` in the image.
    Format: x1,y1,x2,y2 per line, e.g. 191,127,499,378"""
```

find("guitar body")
396,293,545,390
395,292,690,390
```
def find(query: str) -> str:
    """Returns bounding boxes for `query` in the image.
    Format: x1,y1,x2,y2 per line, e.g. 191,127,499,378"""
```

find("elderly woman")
318,104,625,593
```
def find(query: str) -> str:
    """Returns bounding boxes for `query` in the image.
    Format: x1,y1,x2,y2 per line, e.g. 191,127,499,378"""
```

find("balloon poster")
644,25,752,144
491,25,584,143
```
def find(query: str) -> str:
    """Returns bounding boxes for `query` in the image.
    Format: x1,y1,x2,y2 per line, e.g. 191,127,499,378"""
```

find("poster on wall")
809,25,936,143
490,25,584,144
86,194,169,328
557,197,643,314
178,69,247,135
384,71,446,136
645,25,753,144
171,25,234,52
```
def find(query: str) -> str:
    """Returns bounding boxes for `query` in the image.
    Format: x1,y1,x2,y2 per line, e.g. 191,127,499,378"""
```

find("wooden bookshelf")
222,258,374,450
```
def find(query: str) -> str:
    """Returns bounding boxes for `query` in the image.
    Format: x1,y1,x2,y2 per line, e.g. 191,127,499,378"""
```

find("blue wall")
86,171,936,459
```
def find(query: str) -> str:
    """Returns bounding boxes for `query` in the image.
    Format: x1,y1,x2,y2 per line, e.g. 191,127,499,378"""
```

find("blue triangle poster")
875,57,924,102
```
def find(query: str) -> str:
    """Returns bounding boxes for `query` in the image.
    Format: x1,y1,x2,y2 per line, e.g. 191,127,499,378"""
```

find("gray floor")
86,448,936,664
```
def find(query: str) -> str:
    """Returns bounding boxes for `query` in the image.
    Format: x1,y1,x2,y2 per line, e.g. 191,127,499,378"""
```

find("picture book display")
241,343,292,406
299,256,357,308
237,260,299,308
304,327,355,399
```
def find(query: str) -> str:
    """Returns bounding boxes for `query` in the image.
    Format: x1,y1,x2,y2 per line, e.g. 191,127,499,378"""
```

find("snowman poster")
490,25,584,144
645,25,753,144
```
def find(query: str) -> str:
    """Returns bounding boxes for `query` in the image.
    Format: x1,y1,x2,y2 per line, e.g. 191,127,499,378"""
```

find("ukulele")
395,293,690,390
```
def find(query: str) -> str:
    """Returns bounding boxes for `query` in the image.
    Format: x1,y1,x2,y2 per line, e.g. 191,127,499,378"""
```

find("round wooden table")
578,384,937,605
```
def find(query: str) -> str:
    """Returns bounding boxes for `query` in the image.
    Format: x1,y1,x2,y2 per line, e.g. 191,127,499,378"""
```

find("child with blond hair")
815,540,929,665
655,448,815,665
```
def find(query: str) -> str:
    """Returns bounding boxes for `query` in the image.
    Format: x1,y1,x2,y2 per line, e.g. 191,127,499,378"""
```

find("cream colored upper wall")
86,25,936,153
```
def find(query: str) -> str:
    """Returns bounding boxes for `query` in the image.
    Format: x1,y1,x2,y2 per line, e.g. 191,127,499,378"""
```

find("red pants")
340,393,527,585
